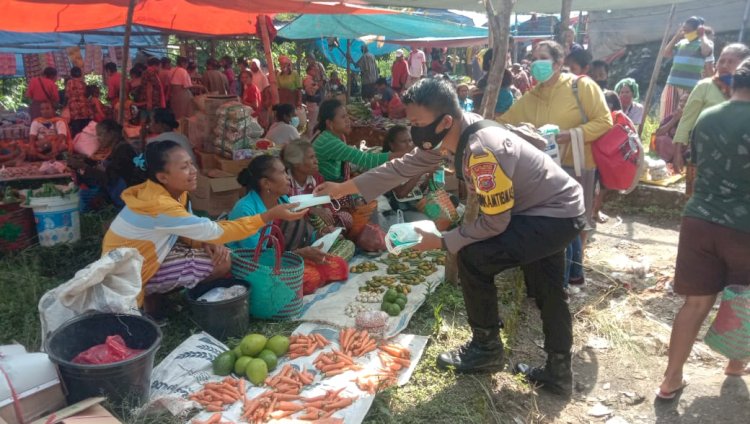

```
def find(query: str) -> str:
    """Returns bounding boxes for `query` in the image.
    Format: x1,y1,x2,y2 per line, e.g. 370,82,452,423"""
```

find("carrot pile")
338,328,377,357
313,350,362,377
190,412,234,424
188,377,245,412
264,364,315,395
288,333,330,359
355,343,412,394
295,389,356,421
241,388,355,423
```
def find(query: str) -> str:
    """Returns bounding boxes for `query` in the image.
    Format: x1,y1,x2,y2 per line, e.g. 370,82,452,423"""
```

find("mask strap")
331,198,341,212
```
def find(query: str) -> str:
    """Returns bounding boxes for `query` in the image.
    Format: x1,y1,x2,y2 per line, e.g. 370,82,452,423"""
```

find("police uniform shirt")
353,112,585,253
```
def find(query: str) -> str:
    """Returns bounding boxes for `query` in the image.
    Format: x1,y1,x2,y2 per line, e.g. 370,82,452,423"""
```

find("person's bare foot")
724,360,749,376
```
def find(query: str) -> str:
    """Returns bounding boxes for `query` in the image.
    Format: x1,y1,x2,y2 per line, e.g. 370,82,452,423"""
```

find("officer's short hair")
402,78,461,119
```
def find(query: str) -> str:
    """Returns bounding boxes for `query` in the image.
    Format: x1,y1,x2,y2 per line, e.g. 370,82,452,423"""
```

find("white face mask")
290,116,300,128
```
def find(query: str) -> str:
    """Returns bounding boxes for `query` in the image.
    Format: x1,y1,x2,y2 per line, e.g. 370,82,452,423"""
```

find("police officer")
315,78,585,396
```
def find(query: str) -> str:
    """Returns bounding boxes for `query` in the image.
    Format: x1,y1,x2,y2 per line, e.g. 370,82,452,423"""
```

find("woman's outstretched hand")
263,203,308,222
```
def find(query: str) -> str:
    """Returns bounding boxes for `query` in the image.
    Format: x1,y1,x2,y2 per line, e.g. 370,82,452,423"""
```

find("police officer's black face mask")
411,114,451,150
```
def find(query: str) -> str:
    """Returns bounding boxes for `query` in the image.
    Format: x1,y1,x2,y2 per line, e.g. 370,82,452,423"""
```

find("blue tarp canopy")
0,26,167,76
280,13,488,71
313,38,400,73
278,13,487,43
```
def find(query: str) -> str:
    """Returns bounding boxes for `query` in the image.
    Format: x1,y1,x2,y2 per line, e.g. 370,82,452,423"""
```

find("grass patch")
1,209,531,424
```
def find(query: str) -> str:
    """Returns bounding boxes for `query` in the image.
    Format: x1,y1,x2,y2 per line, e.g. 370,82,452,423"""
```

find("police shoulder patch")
469,148,514,215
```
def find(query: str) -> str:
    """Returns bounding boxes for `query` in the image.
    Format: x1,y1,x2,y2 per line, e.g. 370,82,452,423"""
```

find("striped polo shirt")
667,39,705,90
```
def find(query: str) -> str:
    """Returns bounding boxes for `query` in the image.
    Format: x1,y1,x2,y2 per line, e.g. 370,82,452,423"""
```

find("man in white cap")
407,45,427,87
391,49,410,94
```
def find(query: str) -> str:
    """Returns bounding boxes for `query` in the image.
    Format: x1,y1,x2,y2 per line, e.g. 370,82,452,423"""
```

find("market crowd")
8,14,750,401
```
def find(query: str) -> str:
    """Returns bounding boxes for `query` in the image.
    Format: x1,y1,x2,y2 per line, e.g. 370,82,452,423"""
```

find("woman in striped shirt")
311,98,400,182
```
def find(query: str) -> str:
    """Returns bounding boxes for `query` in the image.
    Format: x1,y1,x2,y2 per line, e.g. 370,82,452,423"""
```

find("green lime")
212,351,236,376
233,345,243,358
240,334,267,357
257,349,278,371
245,358,268,385
266,335,290,357
234,356,253,375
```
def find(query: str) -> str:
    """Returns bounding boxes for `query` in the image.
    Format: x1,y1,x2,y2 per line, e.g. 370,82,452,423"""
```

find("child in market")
28,101,70,161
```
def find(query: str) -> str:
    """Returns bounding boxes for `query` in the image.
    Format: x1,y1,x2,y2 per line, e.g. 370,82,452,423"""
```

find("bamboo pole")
639,3,678,139
117,0,137,125
345,39,352,102
557,0,573,44
259,14,279,105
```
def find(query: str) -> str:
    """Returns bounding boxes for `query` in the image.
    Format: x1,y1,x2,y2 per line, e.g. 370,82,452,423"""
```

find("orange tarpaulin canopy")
0,0,388,35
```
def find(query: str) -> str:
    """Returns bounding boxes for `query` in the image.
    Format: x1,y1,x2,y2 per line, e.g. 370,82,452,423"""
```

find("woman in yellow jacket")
500,40,612,287
102,139,306,317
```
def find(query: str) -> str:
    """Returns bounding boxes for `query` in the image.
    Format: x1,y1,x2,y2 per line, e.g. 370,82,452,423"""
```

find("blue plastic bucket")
27,194,81,246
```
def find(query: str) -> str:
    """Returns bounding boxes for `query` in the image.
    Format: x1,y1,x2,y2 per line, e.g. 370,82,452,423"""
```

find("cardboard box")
0,346,66,424
191,170,243,217
217,157,252,176
31,397,121,424
195,150,219,171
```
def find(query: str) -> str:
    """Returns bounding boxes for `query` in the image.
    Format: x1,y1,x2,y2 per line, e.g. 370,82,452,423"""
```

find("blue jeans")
564,235,584,287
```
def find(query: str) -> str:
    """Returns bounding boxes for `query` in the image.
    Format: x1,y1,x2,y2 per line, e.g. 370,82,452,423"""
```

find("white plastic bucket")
27,194,81,247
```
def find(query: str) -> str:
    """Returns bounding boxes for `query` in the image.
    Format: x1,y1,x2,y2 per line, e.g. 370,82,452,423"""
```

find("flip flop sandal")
655,380,688,400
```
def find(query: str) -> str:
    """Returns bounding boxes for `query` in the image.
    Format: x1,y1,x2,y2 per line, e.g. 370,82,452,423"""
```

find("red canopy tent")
0,0,390,116
0,0,384,35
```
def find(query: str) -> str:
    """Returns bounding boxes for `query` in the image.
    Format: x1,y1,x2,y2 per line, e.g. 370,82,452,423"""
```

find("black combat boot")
514,352,573,396
436,327,504,373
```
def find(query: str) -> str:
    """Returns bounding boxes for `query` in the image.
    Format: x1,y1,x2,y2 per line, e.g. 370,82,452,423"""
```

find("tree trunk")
259,15,280,106
445,0,515,286
557,0,573,44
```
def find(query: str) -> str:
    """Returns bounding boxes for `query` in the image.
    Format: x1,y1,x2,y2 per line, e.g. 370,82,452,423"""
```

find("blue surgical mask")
290,116,300,128
718,74,733,86
531,59,555,83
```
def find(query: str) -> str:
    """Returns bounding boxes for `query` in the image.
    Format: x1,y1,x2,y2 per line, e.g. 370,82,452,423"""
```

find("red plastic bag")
302,256,350,295
72,335,144,365
356,223,387,252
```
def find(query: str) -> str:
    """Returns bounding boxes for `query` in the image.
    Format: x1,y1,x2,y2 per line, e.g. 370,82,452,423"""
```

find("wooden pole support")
117,0,136,125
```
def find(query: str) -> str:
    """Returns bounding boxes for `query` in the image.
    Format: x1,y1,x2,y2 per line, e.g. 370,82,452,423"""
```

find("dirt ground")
508,211,750,424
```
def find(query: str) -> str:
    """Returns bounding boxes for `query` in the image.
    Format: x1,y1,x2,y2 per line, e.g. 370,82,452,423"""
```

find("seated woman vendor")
102,140,306,317
381,125,431,222
312,98,402,182
228,155,328,264
28,101,69,161
283,139,353,233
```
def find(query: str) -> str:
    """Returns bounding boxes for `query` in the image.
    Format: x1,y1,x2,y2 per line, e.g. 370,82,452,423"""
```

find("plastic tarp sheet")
0,25,166,76
314,39,401,73
345,0,699,13
278,13,487,41
0,0,389,36
589,0,750,58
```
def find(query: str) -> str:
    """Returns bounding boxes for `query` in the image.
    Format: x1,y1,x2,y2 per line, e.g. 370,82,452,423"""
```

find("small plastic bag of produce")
71,334,144,365
384,220,441,254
